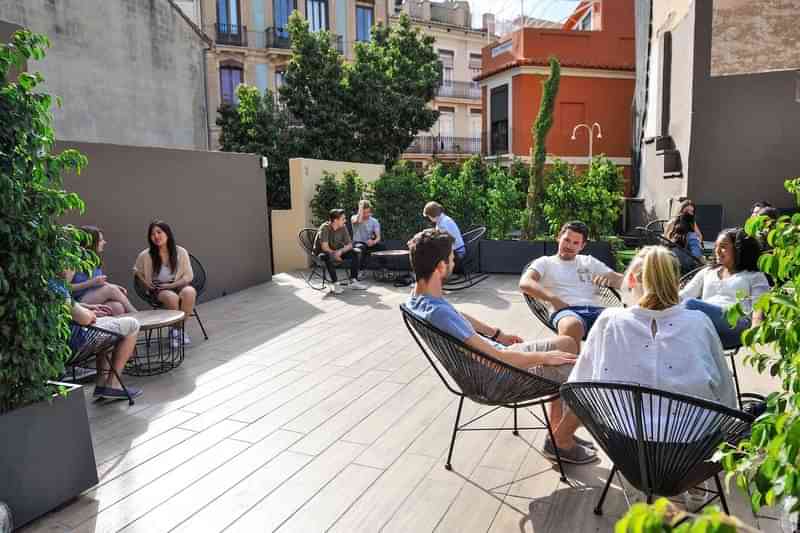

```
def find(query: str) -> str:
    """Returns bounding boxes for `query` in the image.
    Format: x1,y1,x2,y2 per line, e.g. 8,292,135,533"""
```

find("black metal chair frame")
133,253,209,340
561,381,753,517
298,228,359,291
65,323,137,405
401,304,568,481
443,227,489,292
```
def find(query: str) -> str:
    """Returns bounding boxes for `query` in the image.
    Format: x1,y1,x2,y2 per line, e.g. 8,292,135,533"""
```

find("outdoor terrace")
22,273,783,533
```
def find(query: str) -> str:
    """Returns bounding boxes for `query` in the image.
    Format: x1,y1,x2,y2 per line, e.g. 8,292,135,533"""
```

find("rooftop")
23,273,783,532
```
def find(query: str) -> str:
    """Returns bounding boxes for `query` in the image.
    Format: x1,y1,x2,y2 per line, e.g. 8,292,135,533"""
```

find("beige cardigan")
133,245,193,286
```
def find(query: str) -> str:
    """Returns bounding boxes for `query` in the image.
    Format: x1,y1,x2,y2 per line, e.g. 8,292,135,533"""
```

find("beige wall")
272,158,384,273
58,141,271,306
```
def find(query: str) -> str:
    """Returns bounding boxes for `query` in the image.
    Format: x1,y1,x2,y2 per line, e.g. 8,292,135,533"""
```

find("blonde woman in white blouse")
680,228,769,349
569,245,736,408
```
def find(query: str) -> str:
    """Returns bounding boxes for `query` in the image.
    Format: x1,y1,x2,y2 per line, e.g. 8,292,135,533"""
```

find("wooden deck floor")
22,273,783,533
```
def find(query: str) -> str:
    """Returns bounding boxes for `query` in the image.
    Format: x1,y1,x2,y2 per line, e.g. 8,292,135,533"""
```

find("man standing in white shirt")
519,221,623,347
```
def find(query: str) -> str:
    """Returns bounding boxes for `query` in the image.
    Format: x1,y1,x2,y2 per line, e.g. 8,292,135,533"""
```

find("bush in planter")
486,164,524,240
371,161,426,240
426,156,488,232
0,31,90,412
309,170,367,227
541,156,624,240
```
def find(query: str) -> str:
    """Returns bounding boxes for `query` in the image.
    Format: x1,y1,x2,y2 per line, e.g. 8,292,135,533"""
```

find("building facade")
0,0,211,149
397,1,493,167
477,0,635,193
633,0,800,233
195,0,390,146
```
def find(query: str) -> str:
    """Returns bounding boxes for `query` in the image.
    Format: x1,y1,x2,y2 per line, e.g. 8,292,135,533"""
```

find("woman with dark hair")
133,220,196,345
66,225,137,315
666,212,705,272
680,228,769,348
664,199,704,243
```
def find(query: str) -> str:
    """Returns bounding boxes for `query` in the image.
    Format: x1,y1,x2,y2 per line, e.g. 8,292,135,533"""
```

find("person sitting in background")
313,209,368,295
423,201,465,261
751,200,773,217
519,221,623,349
569,245,736,407
680,228,769,349
666,212,704,272
351,200,385,278
133,220,196,346
51,280,142,401
664,199,704,243
66,225,137,315
407,228,597,464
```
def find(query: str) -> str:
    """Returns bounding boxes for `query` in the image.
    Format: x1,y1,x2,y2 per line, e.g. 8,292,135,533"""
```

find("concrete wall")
272,158,385,273
687,0,800,228
58,141,271,306
0,0,210,149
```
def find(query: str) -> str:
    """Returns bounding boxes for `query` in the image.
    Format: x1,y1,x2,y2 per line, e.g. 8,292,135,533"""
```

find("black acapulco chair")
401,304,569,481
298,228,359,291
443,226,489,291
64,323,137,405
560,381,753,516
133,253,209,340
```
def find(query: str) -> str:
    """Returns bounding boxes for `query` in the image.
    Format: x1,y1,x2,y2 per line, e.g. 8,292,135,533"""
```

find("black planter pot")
478,239,547,274
0,382,98,529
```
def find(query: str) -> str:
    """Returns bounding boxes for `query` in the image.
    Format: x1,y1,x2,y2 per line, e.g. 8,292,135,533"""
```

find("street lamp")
571,122,602,164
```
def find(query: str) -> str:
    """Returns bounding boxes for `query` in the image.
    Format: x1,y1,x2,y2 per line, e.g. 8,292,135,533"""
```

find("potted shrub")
0,30,98,529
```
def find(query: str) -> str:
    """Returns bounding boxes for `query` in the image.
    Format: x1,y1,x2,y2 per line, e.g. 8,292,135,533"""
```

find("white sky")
469,0,581,26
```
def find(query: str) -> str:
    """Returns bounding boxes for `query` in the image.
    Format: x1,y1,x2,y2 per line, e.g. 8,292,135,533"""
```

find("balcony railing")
406,136,481,155
265,27,291,49
216,23,247,46
436,80,481,100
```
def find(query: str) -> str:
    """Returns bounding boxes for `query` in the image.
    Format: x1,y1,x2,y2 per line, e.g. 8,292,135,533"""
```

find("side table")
122,310,186,376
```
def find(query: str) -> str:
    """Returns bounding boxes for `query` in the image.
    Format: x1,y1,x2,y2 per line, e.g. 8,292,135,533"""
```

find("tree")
0,31,91,412
216,85,298,208
523,57,560,239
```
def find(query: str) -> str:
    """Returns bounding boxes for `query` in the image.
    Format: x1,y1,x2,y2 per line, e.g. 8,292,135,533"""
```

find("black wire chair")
523,261,622,337
65,323,137,405
401,304,568,480
297,228,359,291
443,227,489,291
679,266,706,290
133,254,208,340
560,381,753,516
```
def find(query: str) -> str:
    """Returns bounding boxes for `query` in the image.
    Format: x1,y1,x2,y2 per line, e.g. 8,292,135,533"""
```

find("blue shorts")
551,306,605,336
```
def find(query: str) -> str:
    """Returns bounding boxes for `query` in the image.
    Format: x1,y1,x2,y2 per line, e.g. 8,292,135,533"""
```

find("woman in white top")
680,228,769,349
569,245,736,408
133,220,196,345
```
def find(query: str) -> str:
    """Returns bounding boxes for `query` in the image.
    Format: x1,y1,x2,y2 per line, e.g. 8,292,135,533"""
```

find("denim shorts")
551,305,605,335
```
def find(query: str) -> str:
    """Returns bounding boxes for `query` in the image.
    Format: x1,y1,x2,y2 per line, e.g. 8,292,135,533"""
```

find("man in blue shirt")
406,228,597,465
423,202,465,259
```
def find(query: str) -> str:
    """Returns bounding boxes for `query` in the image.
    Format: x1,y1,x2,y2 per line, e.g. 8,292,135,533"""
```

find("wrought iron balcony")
406,136,482,155
215,23,247,46
265,27,291,49
436,80,481,100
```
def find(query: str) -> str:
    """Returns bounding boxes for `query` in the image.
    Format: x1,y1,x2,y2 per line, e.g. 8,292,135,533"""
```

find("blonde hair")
625,246,680,310
358,199,372,210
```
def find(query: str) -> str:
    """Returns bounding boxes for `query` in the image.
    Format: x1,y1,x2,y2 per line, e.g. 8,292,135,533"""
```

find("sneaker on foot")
683,481,711,511
99,386,143,401
357,270,368,281
329,283,344,295
573,434,596,450
543,437,598,465
349,279,368,290
182,332,192,346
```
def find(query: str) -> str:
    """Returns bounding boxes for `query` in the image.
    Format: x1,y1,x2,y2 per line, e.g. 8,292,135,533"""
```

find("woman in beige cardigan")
133,220,196,345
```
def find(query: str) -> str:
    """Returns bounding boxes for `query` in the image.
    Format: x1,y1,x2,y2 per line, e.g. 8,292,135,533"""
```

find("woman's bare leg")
157,290,180,310
80,284,137,313
179,286,197,316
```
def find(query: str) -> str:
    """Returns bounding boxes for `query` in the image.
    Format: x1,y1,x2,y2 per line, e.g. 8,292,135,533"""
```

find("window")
306,0,328,32
490,85,509,155
469,53,482,97
220,64,243,106
274,0,295,36
356,5,373,42
275,69,286,90
438,49,454,86
217,0,241,30
578,8,592,31
438,107,455,138
469,109,482,139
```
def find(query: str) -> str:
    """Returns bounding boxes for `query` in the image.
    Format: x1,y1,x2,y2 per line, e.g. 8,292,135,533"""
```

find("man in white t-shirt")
519,221,623,347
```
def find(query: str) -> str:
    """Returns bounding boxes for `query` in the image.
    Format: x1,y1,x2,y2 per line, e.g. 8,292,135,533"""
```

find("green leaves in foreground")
616,499,754,533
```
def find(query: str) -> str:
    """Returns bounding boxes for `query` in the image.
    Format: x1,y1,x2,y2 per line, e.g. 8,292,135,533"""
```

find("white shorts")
96,316,140,337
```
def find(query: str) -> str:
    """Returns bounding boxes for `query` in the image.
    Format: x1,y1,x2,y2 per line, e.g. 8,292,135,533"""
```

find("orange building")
476,0,635,191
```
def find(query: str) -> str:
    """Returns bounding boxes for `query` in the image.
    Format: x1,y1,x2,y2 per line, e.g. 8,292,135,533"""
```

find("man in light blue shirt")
351,200,385,277
423,201,465,258
405,228,597,465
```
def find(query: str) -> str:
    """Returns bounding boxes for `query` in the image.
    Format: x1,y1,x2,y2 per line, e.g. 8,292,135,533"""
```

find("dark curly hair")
718,228,760,272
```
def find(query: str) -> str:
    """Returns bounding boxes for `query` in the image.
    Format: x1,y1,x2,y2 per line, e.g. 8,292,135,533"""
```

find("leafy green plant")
426,156,489,232
542,156,624,240
486,164,524,239
615,499,754,533
524,56,560,239
0,30,91,413
310,171,343,227
371,161,426,240
339,169,366,219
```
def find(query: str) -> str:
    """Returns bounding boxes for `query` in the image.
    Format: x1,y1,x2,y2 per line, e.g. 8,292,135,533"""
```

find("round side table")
123,310,186,376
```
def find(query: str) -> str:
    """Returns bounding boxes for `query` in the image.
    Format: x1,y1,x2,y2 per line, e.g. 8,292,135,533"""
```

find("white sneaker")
349,279,368,290
182,332,192,346
329,283,344,295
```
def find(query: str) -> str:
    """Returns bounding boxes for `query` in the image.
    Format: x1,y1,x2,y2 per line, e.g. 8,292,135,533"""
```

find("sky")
469,0,581,26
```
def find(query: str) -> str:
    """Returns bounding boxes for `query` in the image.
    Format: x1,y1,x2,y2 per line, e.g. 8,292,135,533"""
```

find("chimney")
482,13,495,35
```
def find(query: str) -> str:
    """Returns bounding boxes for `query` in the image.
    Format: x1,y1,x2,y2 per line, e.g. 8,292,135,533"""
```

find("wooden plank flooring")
21,273,781,533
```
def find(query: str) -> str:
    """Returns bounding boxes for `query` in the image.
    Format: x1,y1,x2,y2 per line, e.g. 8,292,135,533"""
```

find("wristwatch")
490,328,501,341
